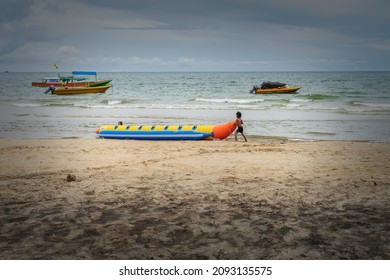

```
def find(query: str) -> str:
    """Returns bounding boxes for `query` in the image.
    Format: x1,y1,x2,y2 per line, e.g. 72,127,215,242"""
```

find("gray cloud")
0,0,63,55
1,0,389,71
82,0,390,29
0,0,34,23
102,22,200,31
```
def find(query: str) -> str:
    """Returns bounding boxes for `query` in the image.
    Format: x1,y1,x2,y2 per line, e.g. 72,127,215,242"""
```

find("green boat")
71,71,112,87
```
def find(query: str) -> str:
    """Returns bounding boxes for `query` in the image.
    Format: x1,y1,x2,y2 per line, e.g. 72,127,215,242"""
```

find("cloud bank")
1,0,389,71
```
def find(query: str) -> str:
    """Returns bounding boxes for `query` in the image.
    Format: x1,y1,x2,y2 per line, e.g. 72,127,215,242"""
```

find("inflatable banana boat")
96,120,237,141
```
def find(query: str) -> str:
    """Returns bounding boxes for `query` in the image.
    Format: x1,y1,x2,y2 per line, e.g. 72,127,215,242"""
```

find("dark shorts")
236,126,244,133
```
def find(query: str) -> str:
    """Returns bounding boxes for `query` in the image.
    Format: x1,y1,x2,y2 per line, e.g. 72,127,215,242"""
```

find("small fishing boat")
255,86,302,94
96,120,237,141
32,77,111,87
49,85,111,95
250,81,302,94
32,71,111,87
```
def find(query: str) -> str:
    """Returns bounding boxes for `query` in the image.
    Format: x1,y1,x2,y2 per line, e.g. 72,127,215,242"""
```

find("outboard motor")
250,85,258,93
44,85,56,94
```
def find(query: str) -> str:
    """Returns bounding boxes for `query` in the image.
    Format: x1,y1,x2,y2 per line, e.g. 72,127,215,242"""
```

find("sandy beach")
0,138,389,259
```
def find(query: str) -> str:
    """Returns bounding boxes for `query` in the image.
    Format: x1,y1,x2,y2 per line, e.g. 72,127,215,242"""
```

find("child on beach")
235,111,247,142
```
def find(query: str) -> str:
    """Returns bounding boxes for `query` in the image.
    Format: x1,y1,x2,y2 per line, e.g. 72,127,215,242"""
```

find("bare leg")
242,133,248,142
234,131,238,141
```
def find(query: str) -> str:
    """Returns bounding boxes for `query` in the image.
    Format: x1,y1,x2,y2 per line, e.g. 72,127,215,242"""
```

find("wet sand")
0,139,389,259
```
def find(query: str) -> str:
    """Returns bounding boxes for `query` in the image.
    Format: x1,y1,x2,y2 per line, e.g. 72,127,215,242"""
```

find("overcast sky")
1,0,389,71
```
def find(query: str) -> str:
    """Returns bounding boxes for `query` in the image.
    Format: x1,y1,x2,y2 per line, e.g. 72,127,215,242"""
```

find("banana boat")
96,120,237,141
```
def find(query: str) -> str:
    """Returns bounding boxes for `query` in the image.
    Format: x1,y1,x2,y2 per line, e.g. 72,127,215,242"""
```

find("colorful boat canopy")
72,71,97,76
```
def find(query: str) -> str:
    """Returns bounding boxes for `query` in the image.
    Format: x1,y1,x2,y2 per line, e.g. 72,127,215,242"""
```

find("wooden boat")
32,78,111,87
50,85,111,95
255,86,302,94
32,71,111,87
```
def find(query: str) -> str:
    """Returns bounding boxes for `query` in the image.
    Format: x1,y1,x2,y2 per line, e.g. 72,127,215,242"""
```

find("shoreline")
0,139,389,259
1,135,389,143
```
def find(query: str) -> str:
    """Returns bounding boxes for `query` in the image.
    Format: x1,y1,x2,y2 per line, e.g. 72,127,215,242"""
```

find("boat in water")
250,81,302,94
32,71,111,87
255,86,302,94
96,120,237,141
47,85,111,95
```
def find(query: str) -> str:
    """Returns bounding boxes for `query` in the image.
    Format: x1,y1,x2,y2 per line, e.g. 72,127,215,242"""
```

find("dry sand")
0,138,389,259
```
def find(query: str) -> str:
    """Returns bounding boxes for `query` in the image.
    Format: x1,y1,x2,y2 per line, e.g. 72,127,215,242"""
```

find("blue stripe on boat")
98,130,213,141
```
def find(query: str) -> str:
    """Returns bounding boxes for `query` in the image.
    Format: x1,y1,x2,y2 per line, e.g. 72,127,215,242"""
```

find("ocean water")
0,71,389,141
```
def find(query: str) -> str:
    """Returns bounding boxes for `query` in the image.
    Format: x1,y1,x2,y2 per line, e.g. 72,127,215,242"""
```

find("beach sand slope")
0,139,389,259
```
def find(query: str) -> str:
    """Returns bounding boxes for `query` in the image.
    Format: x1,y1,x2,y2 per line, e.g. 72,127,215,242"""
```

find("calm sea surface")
0,72,389,141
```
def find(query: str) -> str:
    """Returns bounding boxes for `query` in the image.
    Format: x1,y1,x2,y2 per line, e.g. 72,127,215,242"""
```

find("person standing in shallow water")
235,111,247,142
